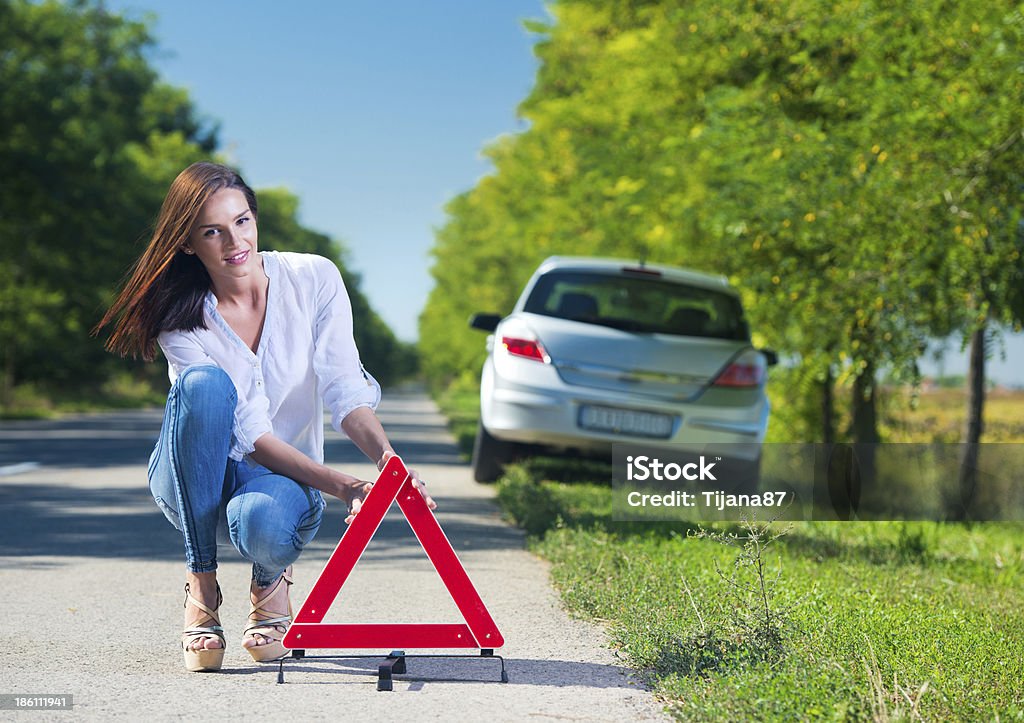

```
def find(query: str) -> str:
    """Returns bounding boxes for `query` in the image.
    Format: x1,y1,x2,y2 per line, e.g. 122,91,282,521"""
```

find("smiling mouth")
225,249,249,265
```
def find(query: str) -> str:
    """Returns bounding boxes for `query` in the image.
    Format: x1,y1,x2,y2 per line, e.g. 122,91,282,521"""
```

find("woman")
95,161,434,672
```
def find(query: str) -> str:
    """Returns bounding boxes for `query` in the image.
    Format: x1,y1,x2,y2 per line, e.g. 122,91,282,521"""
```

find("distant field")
882,388,1024,443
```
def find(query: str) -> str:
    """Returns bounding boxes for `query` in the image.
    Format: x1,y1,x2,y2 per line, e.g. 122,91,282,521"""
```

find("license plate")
578,405,674,439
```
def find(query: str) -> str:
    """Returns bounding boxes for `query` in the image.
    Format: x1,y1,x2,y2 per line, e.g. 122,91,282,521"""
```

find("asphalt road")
0,389,667,721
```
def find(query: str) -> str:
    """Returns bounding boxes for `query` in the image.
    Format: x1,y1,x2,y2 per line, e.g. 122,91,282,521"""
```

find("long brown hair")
94,162,258,361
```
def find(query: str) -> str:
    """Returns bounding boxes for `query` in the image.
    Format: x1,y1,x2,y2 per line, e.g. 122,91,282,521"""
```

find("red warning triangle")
283,455,504,650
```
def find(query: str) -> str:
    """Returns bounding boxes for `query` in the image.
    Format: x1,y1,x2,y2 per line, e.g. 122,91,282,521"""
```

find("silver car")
469,256,776,482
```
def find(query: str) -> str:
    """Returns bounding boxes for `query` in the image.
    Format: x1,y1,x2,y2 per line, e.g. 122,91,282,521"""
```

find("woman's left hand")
378,450,437,511
343,480,373,526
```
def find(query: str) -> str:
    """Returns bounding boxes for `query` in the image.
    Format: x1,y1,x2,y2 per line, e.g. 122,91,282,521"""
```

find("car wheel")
472,423,517,483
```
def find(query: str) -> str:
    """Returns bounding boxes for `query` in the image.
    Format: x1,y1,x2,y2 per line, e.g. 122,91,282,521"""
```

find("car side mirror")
761,349,779,367
469,313,502,332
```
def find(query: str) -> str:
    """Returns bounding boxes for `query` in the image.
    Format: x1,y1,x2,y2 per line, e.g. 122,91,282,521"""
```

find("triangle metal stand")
276,648,508,690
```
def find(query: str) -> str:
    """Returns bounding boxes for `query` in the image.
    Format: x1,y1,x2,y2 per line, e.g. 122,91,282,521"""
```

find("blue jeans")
148,365,326,587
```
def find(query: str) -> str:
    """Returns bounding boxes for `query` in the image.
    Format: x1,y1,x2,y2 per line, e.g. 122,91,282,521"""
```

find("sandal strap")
243,627,288,641
247,569,293,631
243,616,291,635
249,606,290,620
249,572,292,612
182,625,225,649
183,583,223,621
183,625,225,638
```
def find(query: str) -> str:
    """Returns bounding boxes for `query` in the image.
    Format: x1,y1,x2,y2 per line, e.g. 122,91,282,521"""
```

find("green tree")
423,0,1023,466
924,6,1024,515
0,0,215,402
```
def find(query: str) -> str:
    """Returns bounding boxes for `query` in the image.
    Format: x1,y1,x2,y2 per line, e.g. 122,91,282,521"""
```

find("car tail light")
502,336,550,363
712,350,767,387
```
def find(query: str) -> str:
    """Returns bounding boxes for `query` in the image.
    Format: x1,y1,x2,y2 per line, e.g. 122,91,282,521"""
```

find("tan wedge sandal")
182,583,225,672
243,568,293,662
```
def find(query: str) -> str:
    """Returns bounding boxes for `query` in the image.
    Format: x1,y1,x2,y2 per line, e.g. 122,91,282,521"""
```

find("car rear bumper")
481,365,768,461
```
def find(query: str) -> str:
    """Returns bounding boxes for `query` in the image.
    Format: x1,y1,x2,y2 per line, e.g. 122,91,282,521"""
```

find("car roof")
534,256,737,295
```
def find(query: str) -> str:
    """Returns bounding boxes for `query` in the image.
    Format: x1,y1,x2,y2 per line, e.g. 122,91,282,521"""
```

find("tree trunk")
849,360,879,494
822,365,835,444
0,344,14,409
850,361,880,444
953,324,986,520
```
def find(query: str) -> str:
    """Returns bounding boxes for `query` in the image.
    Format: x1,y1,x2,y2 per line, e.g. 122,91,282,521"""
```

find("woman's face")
183,188,259,278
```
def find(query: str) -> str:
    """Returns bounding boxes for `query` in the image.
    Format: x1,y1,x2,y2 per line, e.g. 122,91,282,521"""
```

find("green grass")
500,461,1024,720
435,377,481,456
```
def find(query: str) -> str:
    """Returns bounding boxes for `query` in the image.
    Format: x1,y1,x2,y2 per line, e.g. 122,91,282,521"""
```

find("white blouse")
158,251,381,463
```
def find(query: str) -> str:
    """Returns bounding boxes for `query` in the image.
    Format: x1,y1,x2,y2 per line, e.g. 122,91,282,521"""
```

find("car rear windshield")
523,270,750,340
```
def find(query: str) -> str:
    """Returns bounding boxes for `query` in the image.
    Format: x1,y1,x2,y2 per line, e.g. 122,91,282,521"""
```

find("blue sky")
107,0,547,342
106,1,1022,384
